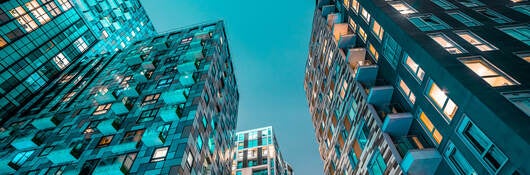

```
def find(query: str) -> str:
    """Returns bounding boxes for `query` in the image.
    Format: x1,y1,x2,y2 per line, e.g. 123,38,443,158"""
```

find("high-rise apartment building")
232,126,293,175
305,0,529,174
0,21,239,175
0,0,155,120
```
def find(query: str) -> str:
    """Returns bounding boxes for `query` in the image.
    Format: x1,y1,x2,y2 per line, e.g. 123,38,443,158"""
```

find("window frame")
428,33,467,54
425,79,458,121
454,30,497,51
458,56,517,87
150,146,169,162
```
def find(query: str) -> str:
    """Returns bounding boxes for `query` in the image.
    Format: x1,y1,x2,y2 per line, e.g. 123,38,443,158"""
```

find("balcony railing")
159,105,184,122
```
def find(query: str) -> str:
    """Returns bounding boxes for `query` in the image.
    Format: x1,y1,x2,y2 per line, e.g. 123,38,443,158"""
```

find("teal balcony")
161,89,188,105
367,86,394,107
179,73,196,87
159,105,183,122
0,158,16,174
111,142,139,154
389,135,441,175
111,97,134,115
181,48,203,62
141,126,165,147
177,61,199,73
10,133,44,150
382,112,413,137
124,53,143,66
47,144,85,164
94,87,116,104
31,115,62,130
93,158,128,175
121,85,140,97
133,70,149,82
141,60,156,70
97,118,121,135
332,23,355,48
347,48,378,86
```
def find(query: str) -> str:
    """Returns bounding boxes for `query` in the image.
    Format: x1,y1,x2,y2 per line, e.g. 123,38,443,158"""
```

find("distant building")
232,126,293,175
305,0,530,174
0,0,155,121
0,21,239,175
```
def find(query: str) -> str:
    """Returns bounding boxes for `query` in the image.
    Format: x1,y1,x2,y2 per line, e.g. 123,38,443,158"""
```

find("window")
515,52,530,62
512,5,530,16
53,53,69,69
454,31,497,51
93,104,111,115
138,108,158,122
398,78,416,105
26,0,51,25
186,151,194,168
499,26,530,46
502,91,530,116
10,6,39,32
151,147,169,162
456,0,484,7
74,37,88,52
459,56,516,87
403,55,425,81
97,135,114,148
383,35,401,68
57,0,72,10
142,93,160,105
358,27,367,41
0,36,6,48
39,146,54,156
43,1,61,17
6,28,24,41
408,14,451,31
351,0,359,13
348,17,357,31
360,6,371,23
458,117,507,173
475,9,513,24
368,43,379,61
431,0,457,9
196,135,203,151
418,111,443,144
156,78,173,89
428,33,466,54
371,20,384,41
445,142,476,175
447,11,482,27
25,72,46,92
367,149,387,175
10,150,35,170
427,80,458,120
121,129,144,143
388,1,417,14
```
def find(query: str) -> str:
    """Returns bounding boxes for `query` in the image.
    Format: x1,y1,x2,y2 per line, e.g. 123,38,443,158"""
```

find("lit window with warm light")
419,110,443,144
371,20,384,41
351,0,359,13
515,52,530,62
388,1,417,14
26,0,51,25
360,6,371,23
53,53,69,70
404,55,425,81
348,17,357,31
358,27,367,42
427,80,457,121
368,43,379,61
459,56,517,87
398,78,416,105
428,33,466,54
454,31,497,51
93,103,112,115
9,6,39,32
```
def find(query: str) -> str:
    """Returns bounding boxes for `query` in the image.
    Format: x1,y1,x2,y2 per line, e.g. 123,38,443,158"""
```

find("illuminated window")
368,43,379,61
53,53,69,69
475,8,513,24
360,6,371,23
121,129,144,143
61,92,76,102
431,0,457,9
408,14,450,31
138,108,158,123
74,37,88,52
459,56,516,87
151,147,169,162
512,5,530,16
26,0,51,25
186,151,194,168
351,0,359,13
419,111,443,144
102,30,108,38
142,93,160,105
181,37,193,44
358,27,367,41
455,31,497,51
93,104,112,115
428,33,466,54
499,26,530,46
403,55,425,81
10,6,38,32
447,11,482,27
57,0,72,10
97,135,114,148
10,150,35,170
388,1,417,14
456,0,484,7
343,0,350,8
340,81,348,99
371,20,384,41
515,52,530,62
348,17,357,31
458,117,507,173
43,1,61,17
0,37,6,48
427,80,457,120
398,78,416,105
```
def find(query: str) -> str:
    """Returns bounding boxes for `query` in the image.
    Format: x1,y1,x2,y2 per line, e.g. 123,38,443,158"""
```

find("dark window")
138,108,158,122
121,129,144,143
6,29,24,41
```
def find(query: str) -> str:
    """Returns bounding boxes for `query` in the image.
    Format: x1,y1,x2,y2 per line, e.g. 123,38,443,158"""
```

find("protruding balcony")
159,105,184,122
97,118,121,135
133,70,149,82
327,13,341,28
181,48,203,62
111,142,139,154
0,158,16,174
321,5,335,17
94,87,116,104
93,157,129,175
177,61,199,73
161,89,189,105
401,148,442,175
31,115,62,130
111,97,134,115
347,48,378,86
367,86,394,107
47,143,85,164
332,23,355,48
10,133,44,150
141,60,156,70
179,73,196,87
121,85,140,97
141,126,166,147
124,52,143,66
382,112,413,137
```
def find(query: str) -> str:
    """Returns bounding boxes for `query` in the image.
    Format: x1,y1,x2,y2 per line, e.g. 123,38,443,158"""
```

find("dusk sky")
141,0,323,174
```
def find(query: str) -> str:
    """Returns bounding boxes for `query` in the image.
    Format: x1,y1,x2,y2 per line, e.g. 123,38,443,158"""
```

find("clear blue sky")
140,0,322,174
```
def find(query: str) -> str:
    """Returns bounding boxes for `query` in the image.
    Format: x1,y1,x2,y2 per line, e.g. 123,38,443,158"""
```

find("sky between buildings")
141,0,323,174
